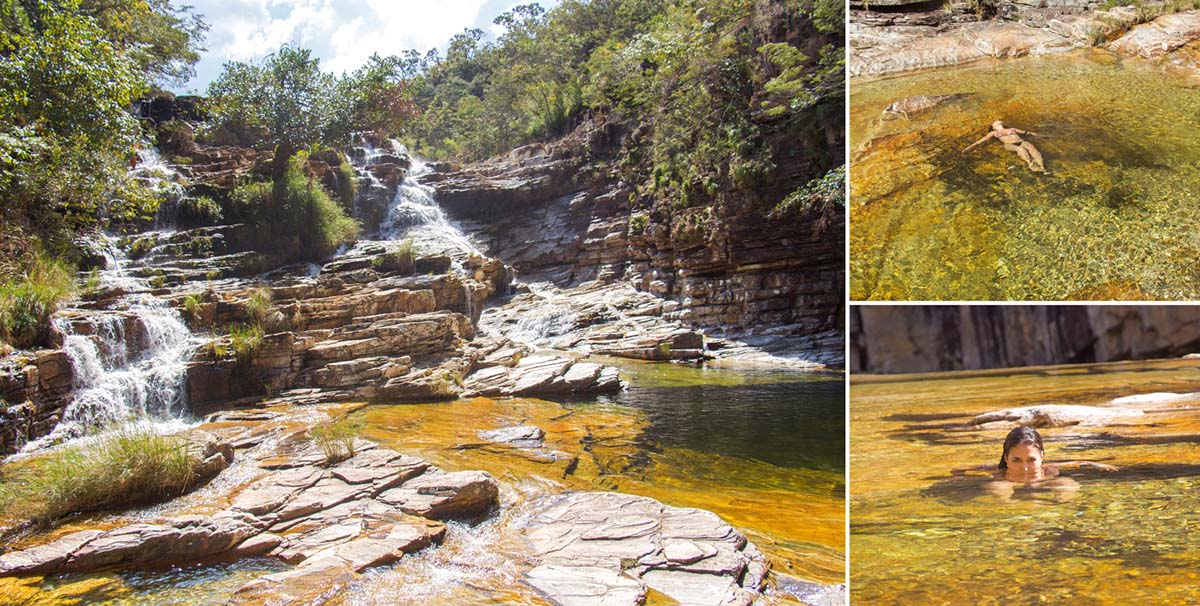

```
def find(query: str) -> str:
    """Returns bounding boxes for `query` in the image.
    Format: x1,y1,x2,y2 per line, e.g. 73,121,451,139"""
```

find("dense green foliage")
228,156,359,262
399,0,843,216
0,0,204,348
206,46,340,183
0,427,199,526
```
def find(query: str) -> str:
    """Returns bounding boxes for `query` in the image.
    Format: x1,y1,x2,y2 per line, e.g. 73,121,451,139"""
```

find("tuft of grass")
0,253,75,349
82,268,102,295
245,287,273,325
179,196,223,226
182,293,202,319
310,418,363,465
0,427,199,526
228,323,263,364
128,236,156,260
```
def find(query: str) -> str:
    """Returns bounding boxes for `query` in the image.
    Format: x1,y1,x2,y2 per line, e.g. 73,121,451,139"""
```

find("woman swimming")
954,426,1118,500
963,120,1047,173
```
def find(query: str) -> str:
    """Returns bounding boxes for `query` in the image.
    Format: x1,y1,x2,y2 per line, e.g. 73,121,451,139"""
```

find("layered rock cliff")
850,306,1200,373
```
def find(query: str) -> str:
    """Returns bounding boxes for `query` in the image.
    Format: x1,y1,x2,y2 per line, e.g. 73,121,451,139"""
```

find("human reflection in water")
952,426,1118,502
963,120,1047,173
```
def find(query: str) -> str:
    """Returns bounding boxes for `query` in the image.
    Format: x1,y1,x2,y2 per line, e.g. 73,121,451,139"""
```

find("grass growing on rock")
228,323,264,364
310,418,363,465
245,287,273,325
0,427,199,527
0,252,75,349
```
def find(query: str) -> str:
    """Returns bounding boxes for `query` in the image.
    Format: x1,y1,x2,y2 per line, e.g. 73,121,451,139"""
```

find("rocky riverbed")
0,120,843,604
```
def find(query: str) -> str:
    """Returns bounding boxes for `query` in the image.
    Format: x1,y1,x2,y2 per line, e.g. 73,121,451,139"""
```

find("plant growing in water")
310,418,363,465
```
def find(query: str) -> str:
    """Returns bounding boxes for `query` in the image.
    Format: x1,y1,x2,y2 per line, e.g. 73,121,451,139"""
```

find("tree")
333,54,420,140
206,45,342,200
0,2,153,241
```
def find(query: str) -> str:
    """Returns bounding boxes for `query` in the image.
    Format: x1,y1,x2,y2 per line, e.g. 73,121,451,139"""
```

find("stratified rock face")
0,350,73,453
522,492,771,606
1108,11,1200,58
850,306,1200,373
427,122,844,368
850,7,1200,78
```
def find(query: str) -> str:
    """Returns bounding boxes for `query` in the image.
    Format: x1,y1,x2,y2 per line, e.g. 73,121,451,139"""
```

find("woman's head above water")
999,426,1044,479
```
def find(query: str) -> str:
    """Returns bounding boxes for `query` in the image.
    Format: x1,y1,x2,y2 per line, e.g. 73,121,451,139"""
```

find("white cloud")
178,0,560,92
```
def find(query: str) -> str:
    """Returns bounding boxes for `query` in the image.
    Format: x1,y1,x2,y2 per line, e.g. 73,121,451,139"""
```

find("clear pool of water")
850,50,1200,300
851,358,1200,604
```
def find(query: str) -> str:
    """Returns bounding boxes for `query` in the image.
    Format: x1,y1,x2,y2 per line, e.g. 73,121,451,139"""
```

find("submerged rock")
969,404,1145,427
523,492,770,606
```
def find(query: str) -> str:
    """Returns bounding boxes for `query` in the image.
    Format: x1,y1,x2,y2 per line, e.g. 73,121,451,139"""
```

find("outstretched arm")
963,132,994,152
1017,129,1041,136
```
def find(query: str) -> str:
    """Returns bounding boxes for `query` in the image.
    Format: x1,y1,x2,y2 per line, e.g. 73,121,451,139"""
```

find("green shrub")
228,323,263,364
310,418,363,465
337,158,357,209
230,158,359,261
628,214,649,236
128,236,156,260
179,196,223,226
0,427,199,526
245,287,273,325
182,293,202,319
0,253,74,349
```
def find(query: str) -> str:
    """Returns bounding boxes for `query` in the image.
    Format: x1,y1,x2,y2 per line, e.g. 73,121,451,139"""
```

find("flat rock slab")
0,446,494,587
1109,10,1200,59
478,424,546,447
970,404,1145,427
463,354,621,397
849,21,1075,78
522,492,770,606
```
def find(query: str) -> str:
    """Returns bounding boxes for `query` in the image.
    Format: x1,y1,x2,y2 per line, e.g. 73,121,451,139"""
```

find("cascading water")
352,139,483,263
130,144,188,229
20,239,199,452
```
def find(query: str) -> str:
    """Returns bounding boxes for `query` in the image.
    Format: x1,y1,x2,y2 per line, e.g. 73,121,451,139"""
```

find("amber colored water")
5,359,844,605
341,358,845,605
850,50,1200,300
851,358,1200,604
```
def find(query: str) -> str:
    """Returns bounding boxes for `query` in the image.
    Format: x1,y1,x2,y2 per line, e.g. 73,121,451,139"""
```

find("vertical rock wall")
850,306,1200,373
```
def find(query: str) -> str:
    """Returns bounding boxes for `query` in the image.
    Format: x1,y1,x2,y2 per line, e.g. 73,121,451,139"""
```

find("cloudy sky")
175,0,560,93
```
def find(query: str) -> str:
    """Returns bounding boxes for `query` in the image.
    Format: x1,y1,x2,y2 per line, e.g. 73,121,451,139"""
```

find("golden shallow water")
2,359,844,605
850,50,1200,300
851,358,1200,604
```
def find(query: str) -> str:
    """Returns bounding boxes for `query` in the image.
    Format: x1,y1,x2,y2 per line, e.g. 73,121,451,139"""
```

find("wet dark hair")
999,426,1044,470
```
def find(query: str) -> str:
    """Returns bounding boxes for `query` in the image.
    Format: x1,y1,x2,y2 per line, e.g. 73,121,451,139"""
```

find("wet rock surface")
0,442,492,591
970,404,1146,427
522,492,772,606
850,9,1200,78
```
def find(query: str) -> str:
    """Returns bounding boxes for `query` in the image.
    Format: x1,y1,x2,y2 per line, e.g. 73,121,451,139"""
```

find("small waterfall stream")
352,139,483,263
16,147,201,453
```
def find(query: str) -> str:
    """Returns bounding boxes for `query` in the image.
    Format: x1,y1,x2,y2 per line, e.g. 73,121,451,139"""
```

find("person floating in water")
953,426,1118,501
963,120,1046,173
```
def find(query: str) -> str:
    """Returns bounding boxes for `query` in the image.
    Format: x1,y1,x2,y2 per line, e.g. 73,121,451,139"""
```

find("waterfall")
20,235,200,452
130,144,188,228
351,138,482,262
